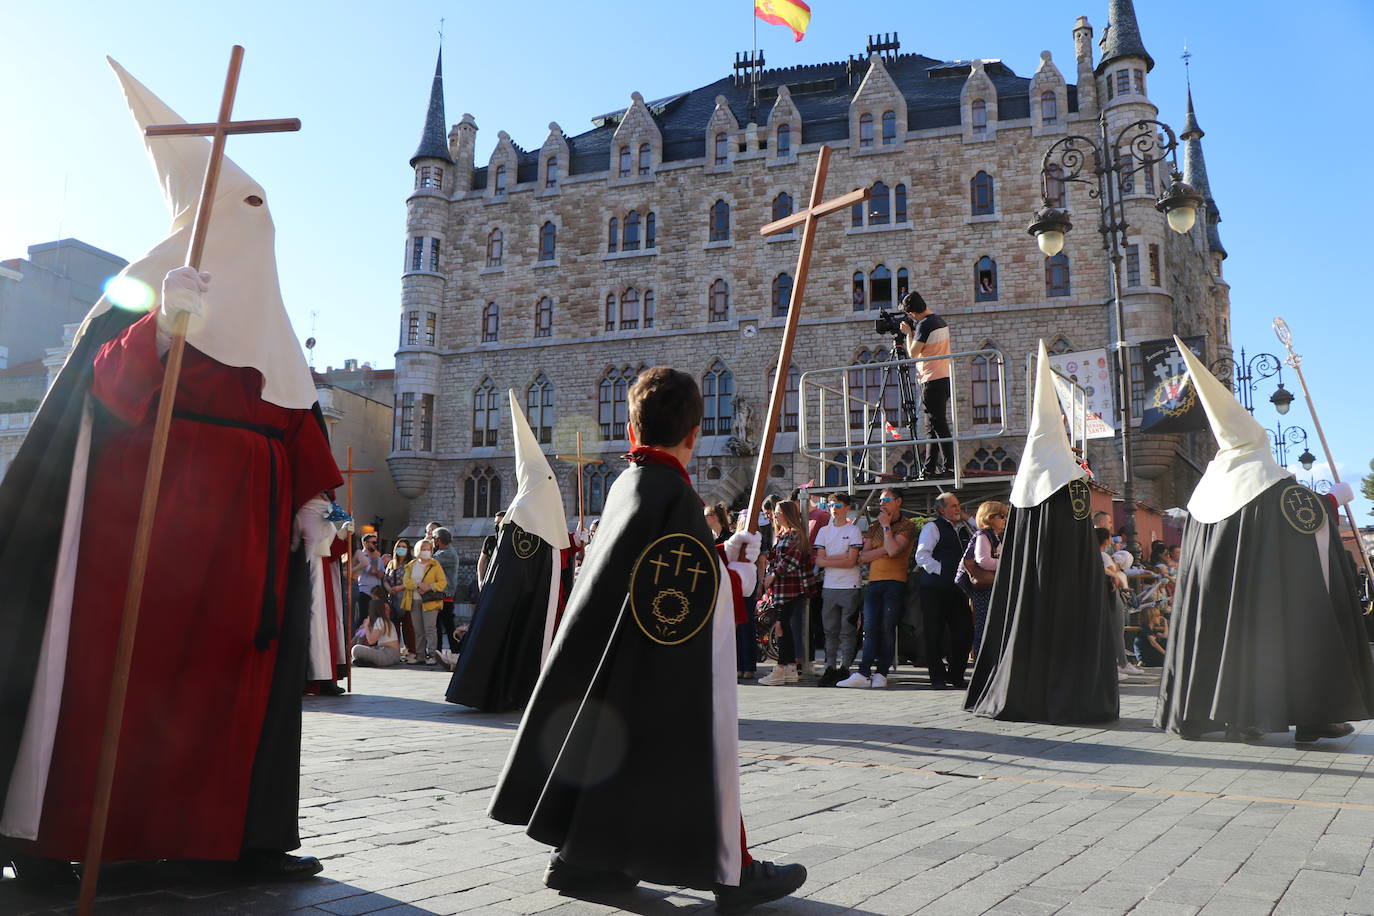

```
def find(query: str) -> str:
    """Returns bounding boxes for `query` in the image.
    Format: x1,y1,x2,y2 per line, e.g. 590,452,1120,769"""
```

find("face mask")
419,550,432,560
395,547,408,557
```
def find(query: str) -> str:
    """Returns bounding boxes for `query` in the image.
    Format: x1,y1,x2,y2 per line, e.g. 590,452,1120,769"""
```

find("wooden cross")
555,431,603,532
340,446,375,694
80,45,301,916
745,145,870,534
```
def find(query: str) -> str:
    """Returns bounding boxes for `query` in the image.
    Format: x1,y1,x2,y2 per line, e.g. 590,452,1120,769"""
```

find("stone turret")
1096,0,1154,75
1072,17,1098,116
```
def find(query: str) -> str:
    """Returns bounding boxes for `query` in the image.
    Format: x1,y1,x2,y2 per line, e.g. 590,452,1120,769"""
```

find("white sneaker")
784,665,799,683
869,673,888,689
1117,670,1130,682
836,672,871,689
1121,663,1145,676
758,666,788,686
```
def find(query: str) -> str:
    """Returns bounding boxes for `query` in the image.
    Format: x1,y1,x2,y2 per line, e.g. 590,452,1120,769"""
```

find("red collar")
623,445,692,487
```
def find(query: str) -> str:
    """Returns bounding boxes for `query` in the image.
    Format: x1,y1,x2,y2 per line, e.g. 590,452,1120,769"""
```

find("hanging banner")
1138,336,1209,434
1045,348,1116,439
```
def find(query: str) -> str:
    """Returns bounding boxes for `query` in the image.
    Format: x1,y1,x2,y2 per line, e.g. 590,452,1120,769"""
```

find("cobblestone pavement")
8,663,1374,915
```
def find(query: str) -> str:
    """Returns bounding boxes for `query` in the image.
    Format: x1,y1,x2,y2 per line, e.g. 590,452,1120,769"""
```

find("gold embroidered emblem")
629,534,718,646
509,524,540,560
1279,483,1325,534
1068,478,1092,521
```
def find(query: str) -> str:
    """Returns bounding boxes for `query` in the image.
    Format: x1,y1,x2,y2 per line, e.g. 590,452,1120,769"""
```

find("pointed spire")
1181,86,1203,140
1096,0,1154,74
1010,341,1089,509
411,49,453,166
1180,86,1226,257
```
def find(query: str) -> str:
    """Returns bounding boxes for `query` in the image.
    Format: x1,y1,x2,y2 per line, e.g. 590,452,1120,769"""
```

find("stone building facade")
388,0,1230,551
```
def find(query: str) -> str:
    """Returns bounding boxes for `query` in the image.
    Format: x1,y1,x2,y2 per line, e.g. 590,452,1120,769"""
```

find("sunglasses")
878,496,894,503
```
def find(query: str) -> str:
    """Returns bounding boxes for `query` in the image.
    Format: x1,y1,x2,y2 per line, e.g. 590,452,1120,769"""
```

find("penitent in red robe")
24,311,340,862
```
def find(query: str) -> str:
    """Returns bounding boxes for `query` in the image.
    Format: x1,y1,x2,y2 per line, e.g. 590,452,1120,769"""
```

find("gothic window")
847,348,899,429
970,354,1003,424
396,392,414,450
472,378,499,447
823,452,849,487
405,310,419,346
1040,91,1058,124
1129,347,1146,418
597,365,643,440
410,237,423,271
772,191,793,223
623,210,641,251
896,268,910,302
583,463,617,515
1125,244,1141,286
618,145,631,178
852,271,866,311
1046,253,1070,297
870,181,890,225
493,164,507,195
419,393,434,450
709,199,731,241
766,362,801,432
425,311,436,347
881,110,897,145
604,293,616,332
638,142,652,175
971,99,987,134
776,123,791,155
714,132,729,165
620,287,641,330
772,272,793,317
645,211,657,248
975,256,998,301
1116,70,1131,97
851,196,864,228
644,289,656,328
545,155,559,188
486,229,503,267
1133,69,1145,95
1049,337,1073,354
463,466,502,518
1106,75,1115,101
607,217,618,253
894,184,908,223
481,302,499,342
859,112,874,148
416,165,443,189
701,360,734,436
538,221,556,261
1045,163,1066,207
971,170,995,215
535,296,553,338
428,237,440,272
892,449,917,480
709,278,730,322
869,264,893,308
526,373,555,444
1148,244,1161,286
964,447,1016,474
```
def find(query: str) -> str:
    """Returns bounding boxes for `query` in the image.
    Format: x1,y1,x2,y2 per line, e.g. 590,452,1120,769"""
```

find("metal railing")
1024,354,1091,462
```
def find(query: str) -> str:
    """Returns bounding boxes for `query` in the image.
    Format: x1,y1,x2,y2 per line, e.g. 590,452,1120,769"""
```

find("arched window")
619,287,641,330
709,199,731,242
892,449,916,480
607,216,618,253
1044,163,1066,208
772,191,793,222
472,378,499,447
486,228,503,267
538,221,556,261
463,466,502,518
776,123,791,155
894,184,908,223
1049,337,1073,355
823,452,849,487
598,366,642,440
971,99,987,134
772,272,793,317
534,296,553,338
970,170,995,215
526,373,555,443
701,361,734,436
851,196,865,228
708,279,730,322
643,289,656,328
638,142,652,175
493,164,507,194
618,145,631,178
1046,253,1070,298
583,463,617,515
896,268,911,302
965,447,1016,474
870,264,893,307
545,155,559,188
1040,91,1058,125
881,110,897,145
714,132,729,165
975,256,998,302
852,271,867,311
645,211,657,248
604,293,616,332
847,348,899,429
767,363,801,432
859,112,874,148
970,354,1003,424
481,302,500,342
623,210,641,251
870,181,890,225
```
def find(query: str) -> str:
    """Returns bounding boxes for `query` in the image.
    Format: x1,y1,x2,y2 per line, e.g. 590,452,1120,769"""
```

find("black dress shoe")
7,853,76,887
817,667,842,688
543,850,637,893
317,682,346,696
715,860,807,914
929,680,948,690
1295,722,1355,743
235,850,324,881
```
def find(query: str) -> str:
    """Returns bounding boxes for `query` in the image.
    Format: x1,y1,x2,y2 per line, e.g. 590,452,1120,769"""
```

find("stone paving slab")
7,666,1374,914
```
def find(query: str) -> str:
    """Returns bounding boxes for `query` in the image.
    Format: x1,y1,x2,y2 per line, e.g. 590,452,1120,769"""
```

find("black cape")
1155,479,1374,735
488,460,740,891
445,522,556,713
0,307,315,853
964,482,1119,724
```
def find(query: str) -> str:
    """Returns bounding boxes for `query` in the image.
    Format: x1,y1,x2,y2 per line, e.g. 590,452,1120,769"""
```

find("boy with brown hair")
488,367,806,913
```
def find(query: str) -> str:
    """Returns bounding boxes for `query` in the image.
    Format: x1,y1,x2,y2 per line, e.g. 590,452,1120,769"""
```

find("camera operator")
897,291,952,479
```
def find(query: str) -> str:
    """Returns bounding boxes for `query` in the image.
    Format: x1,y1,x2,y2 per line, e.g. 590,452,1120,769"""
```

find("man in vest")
914,492,973,689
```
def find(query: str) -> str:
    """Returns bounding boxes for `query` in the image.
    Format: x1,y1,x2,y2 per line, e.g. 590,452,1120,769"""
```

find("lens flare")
103,275,155,312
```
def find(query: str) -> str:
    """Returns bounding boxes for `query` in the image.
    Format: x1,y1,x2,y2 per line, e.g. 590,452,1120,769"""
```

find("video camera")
874,309,913,336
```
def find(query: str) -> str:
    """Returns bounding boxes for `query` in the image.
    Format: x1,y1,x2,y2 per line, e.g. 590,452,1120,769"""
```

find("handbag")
957,530,996,591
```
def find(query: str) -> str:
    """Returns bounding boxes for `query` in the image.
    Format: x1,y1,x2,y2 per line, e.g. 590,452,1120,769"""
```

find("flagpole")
751,0,759,120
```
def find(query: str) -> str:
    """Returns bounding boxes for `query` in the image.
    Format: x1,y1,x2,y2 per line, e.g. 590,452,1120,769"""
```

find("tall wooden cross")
745,145,870,533
79,46,301,916
555,431,604,532
340,446,375,693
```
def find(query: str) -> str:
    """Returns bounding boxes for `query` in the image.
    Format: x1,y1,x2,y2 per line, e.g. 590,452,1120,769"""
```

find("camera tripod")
857,336,923,483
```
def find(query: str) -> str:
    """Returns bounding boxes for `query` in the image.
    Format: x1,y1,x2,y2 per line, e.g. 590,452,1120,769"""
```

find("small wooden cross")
745,146,870,533
555,431,603,532
340,446,374,693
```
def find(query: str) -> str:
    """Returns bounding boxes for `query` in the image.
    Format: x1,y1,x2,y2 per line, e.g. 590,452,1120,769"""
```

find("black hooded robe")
1155,479,1374,735
487,458,742,891
964,482,1119,725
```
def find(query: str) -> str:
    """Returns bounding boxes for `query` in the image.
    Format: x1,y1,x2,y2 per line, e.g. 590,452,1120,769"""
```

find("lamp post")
1267,420,1315,472
1208,347,1294,415
1028,114,1203,555
1300,477,1333,495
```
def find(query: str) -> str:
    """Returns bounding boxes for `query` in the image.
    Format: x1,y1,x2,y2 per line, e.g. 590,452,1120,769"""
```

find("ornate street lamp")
1209,347,1290,415
1266,420,1313,470
1027,115,1201,554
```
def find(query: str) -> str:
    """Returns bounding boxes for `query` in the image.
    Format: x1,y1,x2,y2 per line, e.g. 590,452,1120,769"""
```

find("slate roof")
412,50,453,166
1096,0,1153,74
1180,88,1225,258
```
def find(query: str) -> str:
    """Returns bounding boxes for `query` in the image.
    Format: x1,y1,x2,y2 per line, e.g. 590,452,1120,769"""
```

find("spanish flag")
755,0,811,42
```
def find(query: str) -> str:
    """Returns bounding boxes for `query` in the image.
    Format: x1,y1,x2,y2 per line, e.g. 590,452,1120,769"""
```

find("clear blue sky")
3,0,1371,520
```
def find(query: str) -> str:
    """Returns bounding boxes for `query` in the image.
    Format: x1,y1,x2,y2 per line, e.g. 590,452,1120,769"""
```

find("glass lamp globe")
1165,205,1197,234
1036,230,1065,257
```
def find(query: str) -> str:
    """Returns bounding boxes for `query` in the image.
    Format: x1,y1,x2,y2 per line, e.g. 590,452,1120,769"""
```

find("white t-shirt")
814,522,864,589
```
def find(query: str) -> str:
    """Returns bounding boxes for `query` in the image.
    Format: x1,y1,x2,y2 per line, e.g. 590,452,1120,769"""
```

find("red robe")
22,312,340,861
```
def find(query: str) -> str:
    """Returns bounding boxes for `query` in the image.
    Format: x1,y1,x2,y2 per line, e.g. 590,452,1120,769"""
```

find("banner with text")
1138,336,1209,434
1046,348,1117,439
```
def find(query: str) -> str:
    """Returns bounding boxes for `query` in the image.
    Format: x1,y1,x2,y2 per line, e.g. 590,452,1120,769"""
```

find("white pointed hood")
503,390,570,549
1011,340,1088,508
1175,335,1290,522
83,58,316,409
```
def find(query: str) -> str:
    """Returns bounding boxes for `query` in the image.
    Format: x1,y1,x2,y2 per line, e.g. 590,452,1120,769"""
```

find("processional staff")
555,431,603,533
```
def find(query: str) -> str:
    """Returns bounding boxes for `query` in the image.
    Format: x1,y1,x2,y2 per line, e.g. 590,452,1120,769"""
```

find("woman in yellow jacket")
402,537,448,665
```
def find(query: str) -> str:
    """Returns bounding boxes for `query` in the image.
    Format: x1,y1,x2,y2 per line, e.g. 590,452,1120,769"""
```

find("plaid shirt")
764,531,816,602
